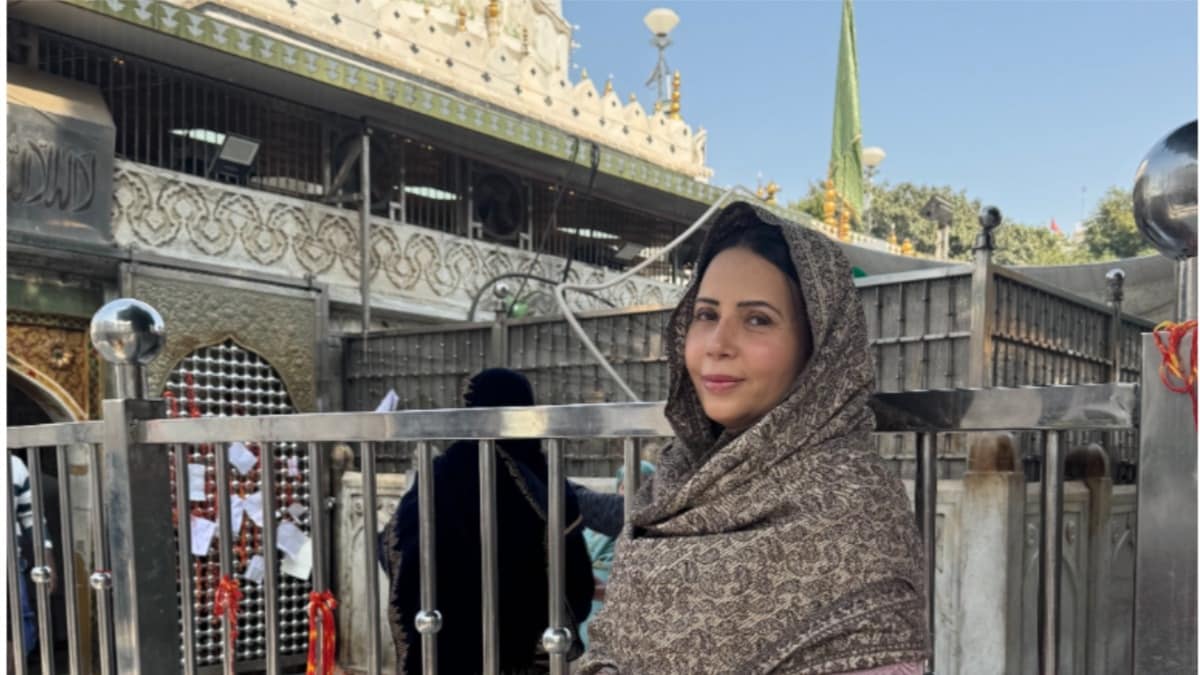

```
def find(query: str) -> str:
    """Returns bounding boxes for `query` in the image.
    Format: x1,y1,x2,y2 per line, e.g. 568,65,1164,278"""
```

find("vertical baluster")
543,439,570,675
414,441,442,675
54,445,82,675
914,433,937,675
27,450,55,675
213,443,237,675
1039,431,1065,675
261,442,281,675
173,444,198,675
478,439,500,675
622,438,640,527
8,459,29,675
307,443,327,592
361,442,382,674
88,442,114,675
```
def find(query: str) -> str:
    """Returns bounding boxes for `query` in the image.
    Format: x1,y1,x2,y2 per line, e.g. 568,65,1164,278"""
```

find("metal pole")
478,440,500,675
1039,430,1065,675
1106,269,1125,382
914,433,937,675
968,208,1001,388
361,441,382,675
54,446,82,675
8,465,29,675
173,445,198,675
213,443,238,675
544,439,570,675
622,437,640,527
102,395,179,674
260,443,281,675
27,450,55,675
415,442,441,675
1176,259,1187,322
360,122,372,340
88,442,114,675
1178,257,1198,321
1134,332,1197,672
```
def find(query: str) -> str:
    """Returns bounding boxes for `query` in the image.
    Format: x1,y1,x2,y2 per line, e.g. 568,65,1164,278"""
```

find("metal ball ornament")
1133,120,1197,260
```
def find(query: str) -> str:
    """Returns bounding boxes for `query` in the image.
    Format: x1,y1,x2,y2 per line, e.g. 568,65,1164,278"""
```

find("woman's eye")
747,314,773,327
694,309,717,322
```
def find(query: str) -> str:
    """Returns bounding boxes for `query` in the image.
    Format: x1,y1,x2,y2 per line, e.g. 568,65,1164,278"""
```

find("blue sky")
564,0,1198,232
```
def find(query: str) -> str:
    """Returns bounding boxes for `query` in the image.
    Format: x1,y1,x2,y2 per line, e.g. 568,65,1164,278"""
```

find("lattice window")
164,340,311,665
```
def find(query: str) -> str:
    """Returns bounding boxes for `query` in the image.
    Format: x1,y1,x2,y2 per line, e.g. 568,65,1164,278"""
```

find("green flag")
828,0,863,218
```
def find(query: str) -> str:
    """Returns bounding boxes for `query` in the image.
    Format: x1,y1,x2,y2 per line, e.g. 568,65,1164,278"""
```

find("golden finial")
487,0,501,20
901,238,914,256
837,205,851,241
458,6,467,31
764,181,780,205
668,70,681,120
823,177,837,228
653,100,663,113
580,67,589,80
628,92,638,103
604,76,614,95
755,186,766,200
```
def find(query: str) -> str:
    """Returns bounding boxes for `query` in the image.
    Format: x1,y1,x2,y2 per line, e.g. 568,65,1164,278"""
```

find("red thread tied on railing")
1153,320,1198,426
306,590,338,675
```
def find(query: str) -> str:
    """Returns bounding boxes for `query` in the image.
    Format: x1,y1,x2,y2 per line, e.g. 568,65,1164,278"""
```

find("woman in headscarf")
578,460,656,650
379,368,594,675
579,202,928,674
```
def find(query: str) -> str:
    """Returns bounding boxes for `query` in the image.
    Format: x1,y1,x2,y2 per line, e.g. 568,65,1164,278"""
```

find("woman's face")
684,246,810,432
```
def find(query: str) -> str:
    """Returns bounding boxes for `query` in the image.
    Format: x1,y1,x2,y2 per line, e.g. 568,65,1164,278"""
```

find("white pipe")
551,185,754,401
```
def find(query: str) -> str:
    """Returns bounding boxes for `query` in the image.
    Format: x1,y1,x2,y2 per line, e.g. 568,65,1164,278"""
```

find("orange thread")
213,575,244,643
1153,320,1198,426
306,590,338,675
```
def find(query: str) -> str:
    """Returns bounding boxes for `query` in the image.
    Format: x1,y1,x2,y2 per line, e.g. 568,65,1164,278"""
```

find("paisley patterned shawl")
579,202,929,674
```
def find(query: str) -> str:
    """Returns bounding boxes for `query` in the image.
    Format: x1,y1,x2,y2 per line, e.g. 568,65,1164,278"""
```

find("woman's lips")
701,375,743,393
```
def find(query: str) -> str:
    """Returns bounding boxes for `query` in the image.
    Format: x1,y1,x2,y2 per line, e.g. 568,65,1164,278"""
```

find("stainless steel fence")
9,298,1169,675
345,264,1153,476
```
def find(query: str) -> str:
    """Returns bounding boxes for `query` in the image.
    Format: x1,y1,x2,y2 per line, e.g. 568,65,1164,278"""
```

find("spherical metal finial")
493,281,511,300
30,566,52,585
979,206,1003,233
974,206,1003,252
89,570,113,591
414,610,443,634
1133,120,1197,260
1106,268,1126,302
541,627,573,655
89,299,166,365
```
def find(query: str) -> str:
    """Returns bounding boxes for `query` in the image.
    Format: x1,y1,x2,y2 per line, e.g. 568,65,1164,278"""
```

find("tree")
993,224,1086,266
788,180,1146,265
790,181,985,260
1080,187,1155,261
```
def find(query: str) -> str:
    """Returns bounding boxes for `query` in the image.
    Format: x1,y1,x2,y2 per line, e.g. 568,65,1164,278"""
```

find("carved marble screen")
165,340,312,667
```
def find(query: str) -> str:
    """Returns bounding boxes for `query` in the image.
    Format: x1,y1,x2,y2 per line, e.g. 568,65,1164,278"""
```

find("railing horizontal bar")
871,383,1138,432
139,403,674,444
11,384,1138,451
6,421,103,448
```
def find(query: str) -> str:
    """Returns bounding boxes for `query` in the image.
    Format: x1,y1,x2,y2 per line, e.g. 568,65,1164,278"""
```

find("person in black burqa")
378,368,594,675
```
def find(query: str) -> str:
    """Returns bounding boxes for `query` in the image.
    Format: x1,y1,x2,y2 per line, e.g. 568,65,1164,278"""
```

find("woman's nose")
706,319,737,357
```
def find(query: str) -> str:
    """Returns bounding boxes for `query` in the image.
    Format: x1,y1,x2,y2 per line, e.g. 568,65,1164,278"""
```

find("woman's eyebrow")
696,297,719,305
737,300,782,315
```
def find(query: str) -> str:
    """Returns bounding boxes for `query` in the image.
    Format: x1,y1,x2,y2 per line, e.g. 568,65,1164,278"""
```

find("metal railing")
6,300,1182,675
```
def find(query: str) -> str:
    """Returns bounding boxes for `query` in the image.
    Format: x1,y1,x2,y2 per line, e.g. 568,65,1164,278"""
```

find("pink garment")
842,663,924,675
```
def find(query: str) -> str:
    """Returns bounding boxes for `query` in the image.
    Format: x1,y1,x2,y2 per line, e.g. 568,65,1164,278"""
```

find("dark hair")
701,220,802,291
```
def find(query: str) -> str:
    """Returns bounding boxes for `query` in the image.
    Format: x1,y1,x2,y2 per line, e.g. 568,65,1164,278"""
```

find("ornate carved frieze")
6,312,98,420
126,272,320,413
112,161,685,319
